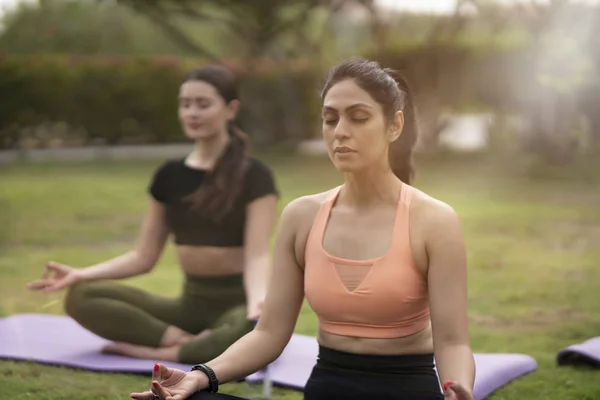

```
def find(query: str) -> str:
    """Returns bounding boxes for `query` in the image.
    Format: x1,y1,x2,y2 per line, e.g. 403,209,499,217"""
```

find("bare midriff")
176,245,244,277
317,323,433,355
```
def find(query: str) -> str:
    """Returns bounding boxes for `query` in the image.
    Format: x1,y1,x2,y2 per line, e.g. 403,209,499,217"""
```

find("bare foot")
160,325,194,347
101,342,180,362
101,342,137,355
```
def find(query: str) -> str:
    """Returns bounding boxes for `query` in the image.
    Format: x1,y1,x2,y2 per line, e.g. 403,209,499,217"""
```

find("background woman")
27,64,279,365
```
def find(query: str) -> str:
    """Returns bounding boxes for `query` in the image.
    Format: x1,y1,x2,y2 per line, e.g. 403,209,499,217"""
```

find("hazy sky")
377,0,458,13
0,0,598,17
0,0,32,14
378,0,599,13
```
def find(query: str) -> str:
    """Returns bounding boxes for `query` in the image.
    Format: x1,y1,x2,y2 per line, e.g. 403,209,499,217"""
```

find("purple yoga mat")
556,337,600,367
0,313,193,372
0,314,538,399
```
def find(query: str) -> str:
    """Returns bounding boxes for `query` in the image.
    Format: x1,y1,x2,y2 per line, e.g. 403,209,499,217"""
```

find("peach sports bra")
304,184,431,339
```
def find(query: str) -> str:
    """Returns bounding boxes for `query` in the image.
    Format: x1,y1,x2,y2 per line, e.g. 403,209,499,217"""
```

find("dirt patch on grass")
528,307,590,325
544,221,600,253
563,270,590,282
469,307,590,329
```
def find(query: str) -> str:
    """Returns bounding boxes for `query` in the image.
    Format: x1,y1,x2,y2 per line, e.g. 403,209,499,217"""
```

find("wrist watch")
191,363,219,393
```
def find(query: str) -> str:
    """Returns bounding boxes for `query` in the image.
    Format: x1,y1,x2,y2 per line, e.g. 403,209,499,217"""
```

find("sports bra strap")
400,183,412,206
324,186,342,204
323,184,410,208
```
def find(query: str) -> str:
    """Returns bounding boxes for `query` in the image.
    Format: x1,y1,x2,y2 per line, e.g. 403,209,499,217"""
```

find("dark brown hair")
320,57,418,184
183,64,251,221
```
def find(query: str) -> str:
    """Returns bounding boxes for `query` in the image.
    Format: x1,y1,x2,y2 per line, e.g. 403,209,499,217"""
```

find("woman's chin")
332,160,359,174
184,130,216,141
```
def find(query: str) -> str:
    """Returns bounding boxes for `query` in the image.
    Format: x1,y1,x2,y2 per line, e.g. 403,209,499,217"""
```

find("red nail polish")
154,364,159,372
443,383,448,391
152,382,158,388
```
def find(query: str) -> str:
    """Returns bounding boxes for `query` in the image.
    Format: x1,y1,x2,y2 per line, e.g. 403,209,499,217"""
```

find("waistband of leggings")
316,345,436,374
183,273,245,297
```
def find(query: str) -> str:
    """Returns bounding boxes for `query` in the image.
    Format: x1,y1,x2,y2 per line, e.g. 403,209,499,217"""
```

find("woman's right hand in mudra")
131,363,205,400
27,261,83,292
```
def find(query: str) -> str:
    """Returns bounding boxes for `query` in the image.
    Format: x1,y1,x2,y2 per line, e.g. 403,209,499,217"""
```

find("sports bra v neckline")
318,183,406,266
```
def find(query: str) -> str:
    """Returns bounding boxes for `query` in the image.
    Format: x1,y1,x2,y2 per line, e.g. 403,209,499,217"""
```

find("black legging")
65,273,253,364
303,346,444,400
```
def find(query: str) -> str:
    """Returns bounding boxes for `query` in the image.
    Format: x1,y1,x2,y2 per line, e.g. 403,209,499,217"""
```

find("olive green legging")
64,273,254,365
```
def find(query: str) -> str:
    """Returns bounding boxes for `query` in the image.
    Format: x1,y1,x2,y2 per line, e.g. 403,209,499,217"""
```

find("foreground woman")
130,57,475,400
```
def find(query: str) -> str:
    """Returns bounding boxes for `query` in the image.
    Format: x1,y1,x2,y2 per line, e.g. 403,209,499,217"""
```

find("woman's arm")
78,198,170,281
426,201,475,394
192,198,307,387
242,194,278,319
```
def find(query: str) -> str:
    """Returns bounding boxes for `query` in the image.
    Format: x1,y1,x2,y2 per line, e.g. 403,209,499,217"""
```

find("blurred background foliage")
0,0,599,165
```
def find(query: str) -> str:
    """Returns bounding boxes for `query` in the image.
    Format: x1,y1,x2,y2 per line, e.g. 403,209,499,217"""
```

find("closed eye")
323,118,368,124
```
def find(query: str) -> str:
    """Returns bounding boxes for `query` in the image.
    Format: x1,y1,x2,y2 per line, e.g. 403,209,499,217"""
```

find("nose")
182,104,201,118
333,117,350,140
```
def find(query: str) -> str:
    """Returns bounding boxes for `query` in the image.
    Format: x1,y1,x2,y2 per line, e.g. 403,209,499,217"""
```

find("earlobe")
388,125,403,143
389,129,402,143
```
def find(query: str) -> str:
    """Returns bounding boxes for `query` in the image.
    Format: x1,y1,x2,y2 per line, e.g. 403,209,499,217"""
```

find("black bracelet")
190,364,219,393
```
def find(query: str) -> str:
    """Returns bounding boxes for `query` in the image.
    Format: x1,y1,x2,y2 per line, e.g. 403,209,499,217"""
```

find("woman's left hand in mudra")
443,380,474,400
130,363,203,400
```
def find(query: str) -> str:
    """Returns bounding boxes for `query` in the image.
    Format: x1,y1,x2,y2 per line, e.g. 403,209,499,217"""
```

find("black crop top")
148,157,278,247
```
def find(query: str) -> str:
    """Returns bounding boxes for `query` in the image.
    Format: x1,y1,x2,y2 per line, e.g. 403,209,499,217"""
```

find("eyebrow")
179,96,212,101
322,103,373,112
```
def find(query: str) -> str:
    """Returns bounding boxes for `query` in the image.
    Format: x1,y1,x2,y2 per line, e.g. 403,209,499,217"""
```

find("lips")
334,146,356,154
187,122,202,130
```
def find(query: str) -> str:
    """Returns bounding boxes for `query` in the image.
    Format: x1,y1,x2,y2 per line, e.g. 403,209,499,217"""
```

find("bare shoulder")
408,185,462,235
278,189,334,266
279,190,330,225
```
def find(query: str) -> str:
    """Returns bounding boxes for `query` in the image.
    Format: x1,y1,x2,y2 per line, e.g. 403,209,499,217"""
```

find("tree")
109,0,332,63
579,4,600,151
519,0,597,162
0,0,177,55
108,0,385,143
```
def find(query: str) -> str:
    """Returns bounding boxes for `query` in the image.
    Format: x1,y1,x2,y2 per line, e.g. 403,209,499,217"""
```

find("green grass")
1,152,600,399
